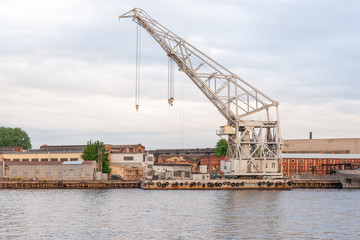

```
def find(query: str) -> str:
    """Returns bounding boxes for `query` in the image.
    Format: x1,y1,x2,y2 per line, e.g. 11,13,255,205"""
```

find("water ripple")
0,189,359,239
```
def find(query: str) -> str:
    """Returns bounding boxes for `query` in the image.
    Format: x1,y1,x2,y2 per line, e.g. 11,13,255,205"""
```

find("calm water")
0,189,359,239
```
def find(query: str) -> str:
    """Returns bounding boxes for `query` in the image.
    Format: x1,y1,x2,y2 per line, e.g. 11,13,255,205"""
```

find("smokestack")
309,131,312,140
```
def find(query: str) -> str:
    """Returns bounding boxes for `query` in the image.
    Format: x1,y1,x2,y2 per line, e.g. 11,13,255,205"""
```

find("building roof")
282,153,360,159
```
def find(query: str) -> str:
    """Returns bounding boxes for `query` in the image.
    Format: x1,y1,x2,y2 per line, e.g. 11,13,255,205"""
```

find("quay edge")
141,179,292,190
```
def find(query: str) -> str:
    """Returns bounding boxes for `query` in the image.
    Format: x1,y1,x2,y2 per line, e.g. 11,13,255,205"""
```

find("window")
32,158,39,162
300,166,303,169
41,158,48,162
291,166,295,169
309,166,313,169
272,163,275,168
283,159,286,163
300,159,304,163
51,158,58,162
148,157,153,162
291,159,295,163
35,169,40,177
70,158,78,161
147,164,153,169
124,156,134,161
309,160,312,163
23,171,28,178
318,160,321,163
283,165,286,169
60,158,68,161
13,159,20,162
12,170,17,177
22,159,29,162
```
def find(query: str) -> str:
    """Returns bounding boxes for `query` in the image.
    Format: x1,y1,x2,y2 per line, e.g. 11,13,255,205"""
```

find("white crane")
119,8,283,177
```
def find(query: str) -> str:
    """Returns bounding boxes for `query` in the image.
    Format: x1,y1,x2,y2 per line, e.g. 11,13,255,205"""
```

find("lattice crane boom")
119,8,283,177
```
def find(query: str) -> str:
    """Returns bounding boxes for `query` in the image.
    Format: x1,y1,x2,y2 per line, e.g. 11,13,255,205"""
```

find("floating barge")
141,179,292,190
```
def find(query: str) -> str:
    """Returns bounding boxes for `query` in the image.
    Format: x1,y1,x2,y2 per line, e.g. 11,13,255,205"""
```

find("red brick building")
282,153,360,176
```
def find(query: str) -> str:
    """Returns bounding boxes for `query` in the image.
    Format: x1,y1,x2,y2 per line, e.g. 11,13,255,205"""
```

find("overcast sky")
0,0,359,149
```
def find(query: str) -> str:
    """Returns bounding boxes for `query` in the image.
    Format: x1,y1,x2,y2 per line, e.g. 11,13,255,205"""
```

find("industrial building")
109,152,154,180
152,163,192,180
282,153,360,177
0,160,96,180
283,138,360,154
0,144,149,181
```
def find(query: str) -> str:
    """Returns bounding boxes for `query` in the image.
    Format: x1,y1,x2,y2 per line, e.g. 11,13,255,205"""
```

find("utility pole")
97,142,104,173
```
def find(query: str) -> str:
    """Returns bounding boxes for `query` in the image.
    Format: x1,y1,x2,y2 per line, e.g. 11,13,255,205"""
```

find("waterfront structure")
0,160,96,180
109,152,154,180
153,163,192,180
336,169,360,188
283,138,360,154
282,153,360,177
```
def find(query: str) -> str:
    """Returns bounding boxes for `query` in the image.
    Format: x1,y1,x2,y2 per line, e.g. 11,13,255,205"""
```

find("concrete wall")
283,138,360,154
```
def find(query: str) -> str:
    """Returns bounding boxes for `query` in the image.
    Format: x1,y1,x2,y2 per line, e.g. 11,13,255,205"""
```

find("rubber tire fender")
157,182,161,187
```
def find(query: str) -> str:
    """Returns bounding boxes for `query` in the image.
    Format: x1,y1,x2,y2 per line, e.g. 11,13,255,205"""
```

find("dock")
292,179,341,188
0,180,140,189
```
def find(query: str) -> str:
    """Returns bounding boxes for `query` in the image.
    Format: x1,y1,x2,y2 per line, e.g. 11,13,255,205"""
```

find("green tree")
81,140,111,174
0,127,32,149
215,139,228,156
